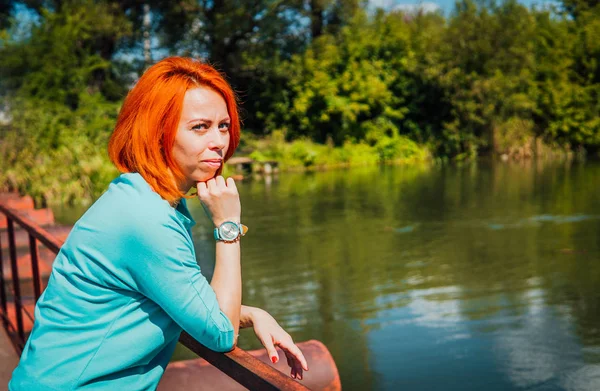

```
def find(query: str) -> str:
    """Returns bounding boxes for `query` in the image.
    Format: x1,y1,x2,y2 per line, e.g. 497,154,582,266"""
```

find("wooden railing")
0,202,309,390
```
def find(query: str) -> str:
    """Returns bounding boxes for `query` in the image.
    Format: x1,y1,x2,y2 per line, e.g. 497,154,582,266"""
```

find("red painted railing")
0,200,310,390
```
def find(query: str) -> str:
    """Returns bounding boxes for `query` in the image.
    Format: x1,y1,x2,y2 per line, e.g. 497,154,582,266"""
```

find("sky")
369,0,559,15
9,0,562,30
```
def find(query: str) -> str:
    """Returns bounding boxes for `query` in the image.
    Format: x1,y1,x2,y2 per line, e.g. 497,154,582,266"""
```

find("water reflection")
186,162,600,390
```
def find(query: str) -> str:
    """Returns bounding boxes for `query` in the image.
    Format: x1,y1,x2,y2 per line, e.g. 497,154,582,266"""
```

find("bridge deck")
0,326,18,388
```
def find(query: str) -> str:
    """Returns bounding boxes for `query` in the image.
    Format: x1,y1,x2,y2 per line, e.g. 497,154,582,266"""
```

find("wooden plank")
179,332,310,391
3,196,34,211
0,205,62,254
1,225,71,250
160,340,340,391
3,302,35,335
2,248,54,281
0,208,55,230
0,323,19,387
0,193,22,203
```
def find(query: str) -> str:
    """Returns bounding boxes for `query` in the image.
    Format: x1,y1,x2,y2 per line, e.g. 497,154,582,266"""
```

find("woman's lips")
201,160,222,168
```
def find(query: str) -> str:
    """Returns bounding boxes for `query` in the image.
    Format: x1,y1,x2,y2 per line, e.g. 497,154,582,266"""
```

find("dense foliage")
1,0,599,204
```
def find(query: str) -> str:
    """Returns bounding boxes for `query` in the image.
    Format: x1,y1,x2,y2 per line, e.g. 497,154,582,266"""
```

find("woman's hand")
248,307,309,380
196,176,240,226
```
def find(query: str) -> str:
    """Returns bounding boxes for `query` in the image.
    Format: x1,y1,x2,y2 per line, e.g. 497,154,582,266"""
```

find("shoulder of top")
97,173,176,222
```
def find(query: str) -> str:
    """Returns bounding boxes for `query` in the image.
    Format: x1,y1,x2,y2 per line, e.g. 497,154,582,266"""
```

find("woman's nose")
208,127,227,150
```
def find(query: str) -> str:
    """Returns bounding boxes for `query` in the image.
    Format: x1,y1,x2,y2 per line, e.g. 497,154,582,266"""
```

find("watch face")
219,222,240,241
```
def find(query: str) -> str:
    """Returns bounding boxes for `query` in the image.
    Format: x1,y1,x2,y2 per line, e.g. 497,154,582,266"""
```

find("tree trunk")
310,0,324,40
143,4,152,68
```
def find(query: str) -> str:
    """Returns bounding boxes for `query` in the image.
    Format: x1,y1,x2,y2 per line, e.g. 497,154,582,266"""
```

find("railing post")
28,234,42,300
7,218,25,346
0,217,8,329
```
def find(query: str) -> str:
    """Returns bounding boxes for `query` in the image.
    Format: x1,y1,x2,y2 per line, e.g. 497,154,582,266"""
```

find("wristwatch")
214,221,248,243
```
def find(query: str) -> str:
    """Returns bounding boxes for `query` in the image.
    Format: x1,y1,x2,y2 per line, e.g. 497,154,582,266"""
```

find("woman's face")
172,86,231,192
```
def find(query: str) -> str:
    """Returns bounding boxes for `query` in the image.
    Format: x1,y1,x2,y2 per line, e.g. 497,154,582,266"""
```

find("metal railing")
0,202,308,390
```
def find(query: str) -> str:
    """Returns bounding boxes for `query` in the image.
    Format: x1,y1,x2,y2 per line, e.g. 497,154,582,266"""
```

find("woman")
9,57,308,390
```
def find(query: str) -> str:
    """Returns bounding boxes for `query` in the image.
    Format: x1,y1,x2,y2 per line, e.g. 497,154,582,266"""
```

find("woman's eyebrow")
187,117,230,124
187,118,212,124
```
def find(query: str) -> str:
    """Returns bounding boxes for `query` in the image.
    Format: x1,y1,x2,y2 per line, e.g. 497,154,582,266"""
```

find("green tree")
269,10,414,145
0,1,127,204
0,0,131,105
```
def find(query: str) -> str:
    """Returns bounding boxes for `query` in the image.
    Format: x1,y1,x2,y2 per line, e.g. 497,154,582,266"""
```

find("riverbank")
1,127,584,207
0,129,432,207
224,130,431,175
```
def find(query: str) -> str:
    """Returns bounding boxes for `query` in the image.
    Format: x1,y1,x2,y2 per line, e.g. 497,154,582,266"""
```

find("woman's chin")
192,171,219,184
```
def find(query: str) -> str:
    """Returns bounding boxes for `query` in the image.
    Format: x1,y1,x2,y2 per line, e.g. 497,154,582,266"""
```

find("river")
55,160,600,390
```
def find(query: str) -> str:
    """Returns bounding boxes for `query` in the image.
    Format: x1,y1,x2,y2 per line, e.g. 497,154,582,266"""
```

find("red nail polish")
271,356,277,363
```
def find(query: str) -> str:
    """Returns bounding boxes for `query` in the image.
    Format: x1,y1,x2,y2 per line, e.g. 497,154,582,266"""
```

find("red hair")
108,57,241,203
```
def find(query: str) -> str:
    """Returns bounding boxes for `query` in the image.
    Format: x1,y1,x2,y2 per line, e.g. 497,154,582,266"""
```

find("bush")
0,93,120,206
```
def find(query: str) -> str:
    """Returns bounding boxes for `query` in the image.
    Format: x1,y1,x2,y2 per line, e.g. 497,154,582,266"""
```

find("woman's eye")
192,123,208,131
219,123,231,132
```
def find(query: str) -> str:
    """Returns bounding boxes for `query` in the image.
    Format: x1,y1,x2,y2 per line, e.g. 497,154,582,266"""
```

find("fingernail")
271,356,277,363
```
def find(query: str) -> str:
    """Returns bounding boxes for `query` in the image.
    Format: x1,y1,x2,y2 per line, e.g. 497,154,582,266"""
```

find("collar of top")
124,172,196,230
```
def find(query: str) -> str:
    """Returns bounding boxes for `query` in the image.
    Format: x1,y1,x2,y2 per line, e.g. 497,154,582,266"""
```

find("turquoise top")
9,173,235,391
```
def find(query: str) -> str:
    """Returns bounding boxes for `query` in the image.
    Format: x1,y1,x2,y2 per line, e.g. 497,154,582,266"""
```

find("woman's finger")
276,340,306,380
260,335,279,364
278,341,308,371
226,177,238,192
215,175,226,189
285,351,301,379
196,182,208,199
206,178,217,193
286,354,297,379
287,350,303,379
